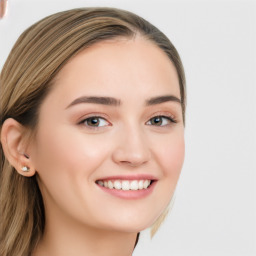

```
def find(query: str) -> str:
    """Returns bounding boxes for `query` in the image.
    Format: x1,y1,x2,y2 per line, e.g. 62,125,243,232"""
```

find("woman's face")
30,37,185,232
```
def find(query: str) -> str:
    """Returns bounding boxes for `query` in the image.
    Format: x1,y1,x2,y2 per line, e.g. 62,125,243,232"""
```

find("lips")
95,175,157,199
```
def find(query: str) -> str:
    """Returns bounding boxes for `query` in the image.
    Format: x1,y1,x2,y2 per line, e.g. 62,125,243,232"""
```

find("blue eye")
81,117,109,127
146,116,176,126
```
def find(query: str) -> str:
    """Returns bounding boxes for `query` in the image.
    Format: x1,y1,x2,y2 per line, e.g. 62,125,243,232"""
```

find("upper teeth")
97,180,151,190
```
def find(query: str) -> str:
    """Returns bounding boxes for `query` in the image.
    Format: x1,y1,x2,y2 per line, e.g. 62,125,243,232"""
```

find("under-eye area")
0,6,186,256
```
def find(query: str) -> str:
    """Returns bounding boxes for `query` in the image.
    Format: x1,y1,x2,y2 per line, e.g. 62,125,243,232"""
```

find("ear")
1,118,36,177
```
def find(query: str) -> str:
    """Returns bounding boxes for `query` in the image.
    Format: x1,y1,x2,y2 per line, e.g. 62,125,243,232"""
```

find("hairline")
28,33,183,137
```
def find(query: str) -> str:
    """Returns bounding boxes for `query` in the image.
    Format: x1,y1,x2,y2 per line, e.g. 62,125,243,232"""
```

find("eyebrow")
145,95,181,105
66,96,121,108
66,95,181,109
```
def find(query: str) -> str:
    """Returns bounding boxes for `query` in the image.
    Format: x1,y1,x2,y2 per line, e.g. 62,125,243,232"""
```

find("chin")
98,212,160,233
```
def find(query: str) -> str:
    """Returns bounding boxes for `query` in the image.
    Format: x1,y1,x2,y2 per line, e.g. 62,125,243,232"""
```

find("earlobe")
1,118,36,177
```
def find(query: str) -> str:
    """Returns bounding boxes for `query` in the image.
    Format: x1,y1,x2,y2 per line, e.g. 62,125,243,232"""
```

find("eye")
80,116,110,128
146,115,176,126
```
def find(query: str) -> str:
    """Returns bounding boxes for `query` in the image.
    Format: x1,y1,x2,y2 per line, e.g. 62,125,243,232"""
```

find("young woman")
0,7,186,256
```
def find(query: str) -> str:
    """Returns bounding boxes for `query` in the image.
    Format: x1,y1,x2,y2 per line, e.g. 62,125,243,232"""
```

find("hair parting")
0,7,186,256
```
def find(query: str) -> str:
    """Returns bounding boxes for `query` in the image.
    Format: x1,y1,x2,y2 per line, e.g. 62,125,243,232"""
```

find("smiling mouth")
96,179,154,191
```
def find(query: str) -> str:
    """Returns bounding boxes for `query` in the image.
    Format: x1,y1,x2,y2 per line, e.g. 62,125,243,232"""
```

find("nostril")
121,161,141,167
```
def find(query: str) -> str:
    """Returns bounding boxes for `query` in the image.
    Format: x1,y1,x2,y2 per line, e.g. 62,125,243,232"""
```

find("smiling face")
29,36,185,233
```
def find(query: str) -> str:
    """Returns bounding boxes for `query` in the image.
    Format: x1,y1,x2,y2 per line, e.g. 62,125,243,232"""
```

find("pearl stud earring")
21,166,30,172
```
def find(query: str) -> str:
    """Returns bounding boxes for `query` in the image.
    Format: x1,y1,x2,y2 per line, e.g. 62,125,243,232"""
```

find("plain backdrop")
0,0,255,255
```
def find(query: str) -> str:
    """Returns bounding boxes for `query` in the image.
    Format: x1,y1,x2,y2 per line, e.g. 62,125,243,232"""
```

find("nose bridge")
112,120,151,166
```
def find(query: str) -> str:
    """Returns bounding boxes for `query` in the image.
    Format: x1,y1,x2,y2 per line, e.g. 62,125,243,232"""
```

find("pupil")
89,118,99,126
153,117,162,125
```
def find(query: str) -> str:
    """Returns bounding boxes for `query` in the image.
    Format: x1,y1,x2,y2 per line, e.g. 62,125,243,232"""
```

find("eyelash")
78,114,177,129
146,115,177,126
79,116,110,129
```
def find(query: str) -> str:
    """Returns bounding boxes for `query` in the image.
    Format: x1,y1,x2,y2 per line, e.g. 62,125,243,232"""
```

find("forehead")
48,37,180,106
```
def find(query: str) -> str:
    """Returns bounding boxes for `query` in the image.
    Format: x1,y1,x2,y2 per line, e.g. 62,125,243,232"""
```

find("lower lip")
96,181,157,200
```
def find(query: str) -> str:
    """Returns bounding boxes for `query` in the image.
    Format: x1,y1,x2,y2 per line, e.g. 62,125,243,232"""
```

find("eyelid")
78,114,112,129
146,116,176,127
77,111,178,129
78,113,111,123
147,111,177,123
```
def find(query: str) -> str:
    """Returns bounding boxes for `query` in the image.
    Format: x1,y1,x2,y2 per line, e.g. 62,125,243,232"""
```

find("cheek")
155,133,185,179
152,132,185,208
31,125,111,195
136,132,185,227
34,126,107,170
31,125,112,221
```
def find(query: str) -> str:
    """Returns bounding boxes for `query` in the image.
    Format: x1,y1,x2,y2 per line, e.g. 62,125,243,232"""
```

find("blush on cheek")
161,139,185,178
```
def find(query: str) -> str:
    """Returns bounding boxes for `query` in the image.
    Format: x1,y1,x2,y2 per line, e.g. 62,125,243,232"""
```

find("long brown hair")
0,7,186,256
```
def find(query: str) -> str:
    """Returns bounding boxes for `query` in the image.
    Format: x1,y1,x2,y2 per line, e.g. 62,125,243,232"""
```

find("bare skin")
2,36,184,256
0,0,8,19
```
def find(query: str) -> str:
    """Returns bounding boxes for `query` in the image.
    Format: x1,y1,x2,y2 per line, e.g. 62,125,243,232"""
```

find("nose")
112,125,151,167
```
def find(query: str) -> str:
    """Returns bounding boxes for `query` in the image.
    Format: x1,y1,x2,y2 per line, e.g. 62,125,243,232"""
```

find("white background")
0,0,255,255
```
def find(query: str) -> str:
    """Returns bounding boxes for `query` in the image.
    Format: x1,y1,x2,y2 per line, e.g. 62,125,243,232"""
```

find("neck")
33,210,137,256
